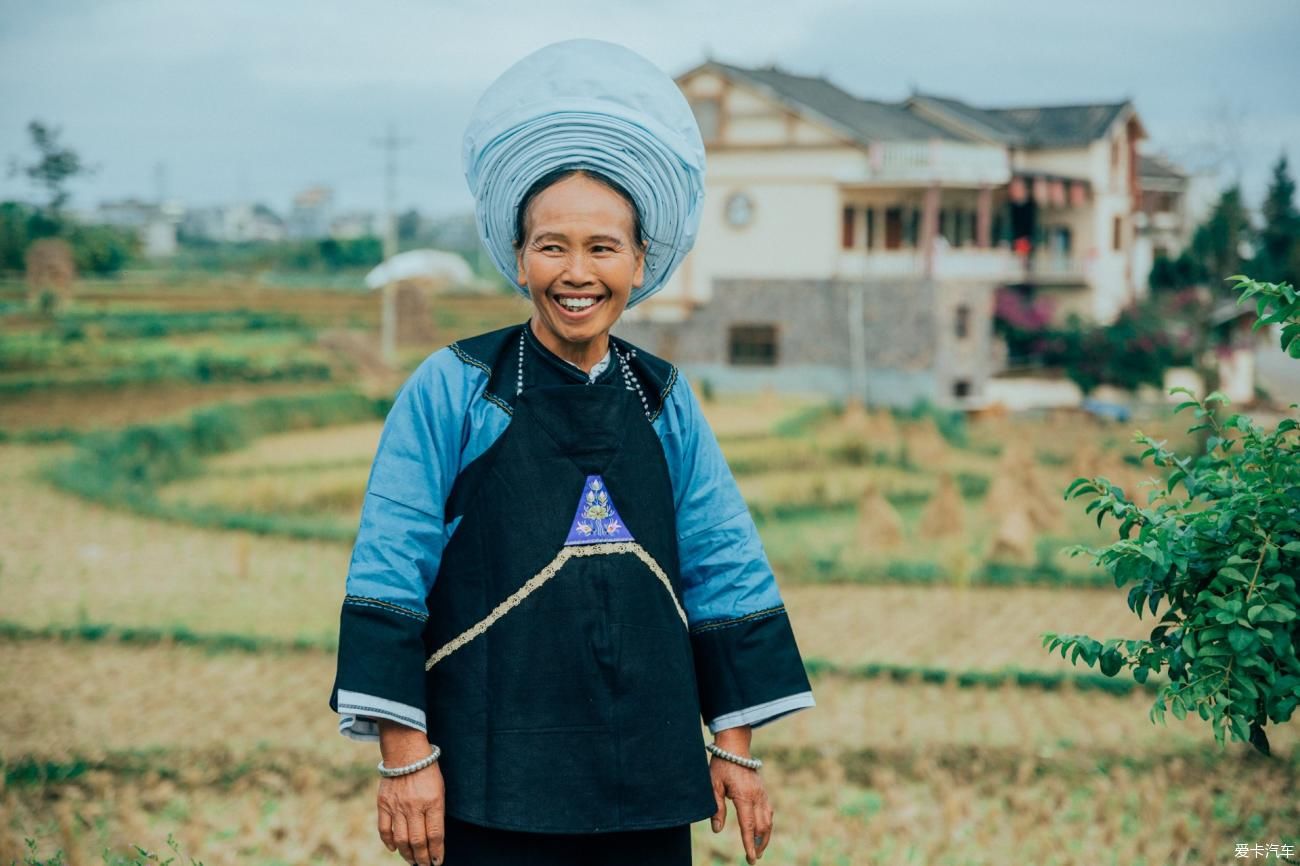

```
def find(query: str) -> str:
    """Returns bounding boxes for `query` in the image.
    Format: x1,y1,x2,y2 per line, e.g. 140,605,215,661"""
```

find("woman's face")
515,173,645,348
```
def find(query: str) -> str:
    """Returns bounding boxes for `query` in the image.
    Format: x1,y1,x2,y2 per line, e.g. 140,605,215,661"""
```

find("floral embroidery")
564,474,634,545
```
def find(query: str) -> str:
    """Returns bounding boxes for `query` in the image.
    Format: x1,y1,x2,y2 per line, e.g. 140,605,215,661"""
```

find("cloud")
0,0,1295,214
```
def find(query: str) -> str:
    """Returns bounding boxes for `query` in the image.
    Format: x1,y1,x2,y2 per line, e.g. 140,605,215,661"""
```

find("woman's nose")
562,252,596,286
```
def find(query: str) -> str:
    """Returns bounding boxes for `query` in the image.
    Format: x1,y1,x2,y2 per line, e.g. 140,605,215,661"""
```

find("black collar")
521,319,621,386
449,320,679,421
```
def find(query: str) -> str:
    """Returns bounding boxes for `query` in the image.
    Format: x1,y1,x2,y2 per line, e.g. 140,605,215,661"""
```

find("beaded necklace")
516,329,652,423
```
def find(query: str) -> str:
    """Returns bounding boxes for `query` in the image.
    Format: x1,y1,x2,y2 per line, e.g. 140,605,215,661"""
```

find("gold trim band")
424,541,688,670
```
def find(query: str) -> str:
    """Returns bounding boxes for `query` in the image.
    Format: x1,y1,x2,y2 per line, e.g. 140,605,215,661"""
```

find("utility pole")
371,123,412,366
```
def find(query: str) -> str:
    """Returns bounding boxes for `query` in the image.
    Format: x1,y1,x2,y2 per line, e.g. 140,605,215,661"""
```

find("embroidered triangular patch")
564,474,634,545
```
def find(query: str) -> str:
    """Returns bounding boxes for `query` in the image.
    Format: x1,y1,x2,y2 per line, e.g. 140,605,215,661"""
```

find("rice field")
2,638,1295,865
1,282,1294,865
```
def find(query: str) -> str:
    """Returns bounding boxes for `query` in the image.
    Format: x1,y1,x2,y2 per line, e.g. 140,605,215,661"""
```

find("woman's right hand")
377,720,446,866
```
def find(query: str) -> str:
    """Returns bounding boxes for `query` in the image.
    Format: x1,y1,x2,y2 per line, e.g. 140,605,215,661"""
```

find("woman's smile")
552,291,608,319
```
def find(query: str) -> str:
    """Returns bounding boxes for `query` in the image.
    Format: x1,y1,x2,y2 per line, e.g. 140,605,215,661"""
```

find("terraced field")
2,282,1293,865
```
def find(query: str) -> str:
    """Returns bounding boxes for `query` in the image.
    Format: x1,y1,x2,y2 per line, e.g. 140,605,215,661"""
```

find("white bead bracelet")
377,744,441,778
705,742,762,770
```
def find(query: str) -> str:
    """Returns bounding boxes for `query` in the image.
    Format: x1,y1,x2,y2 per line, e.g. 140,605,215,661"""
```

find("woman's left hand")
708,740,773,864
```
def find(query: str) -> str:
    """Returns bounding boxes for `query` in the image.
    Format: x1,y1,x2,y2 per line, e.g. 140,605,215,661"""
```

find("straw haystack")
985,447,1061,532
988,507,1036,563
919,472,965,538
903,415,950,466
867,408,901,448
856,481,906,550
840,397,869,432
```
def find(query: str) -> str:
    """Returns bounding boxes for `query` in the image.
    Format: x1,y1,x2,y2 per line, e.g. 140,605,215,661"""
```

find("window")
841,206,856,249
905,208,921,248
884,207,904,250
690,98,721,144
1112,215,1124,251
952,379,972,398
728,324,779,366
866,208,876,250
954,304,970,339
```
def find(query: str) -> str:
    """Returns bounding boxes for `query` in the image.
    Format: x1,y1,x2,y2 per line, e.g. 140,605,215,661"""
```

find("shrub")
1047,276,1299,755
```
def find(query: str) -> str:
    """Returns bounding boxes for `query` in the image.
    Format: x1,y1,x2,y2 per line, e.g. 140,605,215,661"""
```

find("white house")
614,60,1152,408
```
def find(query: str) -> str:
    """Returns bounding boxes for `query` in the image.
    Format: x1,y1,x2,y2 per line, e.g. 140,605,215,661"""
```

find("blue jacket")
329,323,815,742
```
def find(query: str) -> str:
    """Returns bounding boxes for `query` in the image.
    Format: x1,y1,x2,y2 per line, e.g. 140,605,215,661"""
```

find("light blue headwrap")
462,38,707,309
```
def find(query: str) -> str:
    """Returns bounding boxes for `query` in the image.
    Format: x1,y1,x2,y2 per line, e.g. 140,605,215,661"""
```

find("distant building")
1132,152,1218,281
287,185,334,239
614,60,1151,408
329,210,382,241
95,198,182,257
180,202,285,243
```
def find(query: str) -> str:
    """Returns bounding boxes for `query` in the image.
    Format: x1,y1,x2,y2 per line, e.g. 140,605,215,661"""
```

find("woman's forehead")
526,179,636,237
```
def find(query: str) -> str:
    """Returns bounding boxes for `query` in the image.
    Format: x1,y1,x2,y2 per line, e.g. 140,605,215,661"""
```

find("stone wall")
613,277,997,408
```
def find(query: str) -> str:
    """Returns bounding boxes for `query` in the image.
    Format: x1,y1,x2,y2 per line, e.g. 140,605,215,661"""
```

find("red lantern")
1050,179,1066,207
1069,181,1089,207
1033,176,1049,205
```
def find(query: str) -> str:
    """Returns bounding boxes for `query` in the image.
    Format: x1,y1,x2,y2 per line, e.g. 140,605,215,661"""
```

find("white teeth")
558,297,598,311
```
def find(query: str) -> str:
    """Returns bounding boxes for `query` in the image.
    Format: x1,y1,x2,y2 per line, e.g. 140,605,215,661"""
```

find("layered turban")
462,39,707,309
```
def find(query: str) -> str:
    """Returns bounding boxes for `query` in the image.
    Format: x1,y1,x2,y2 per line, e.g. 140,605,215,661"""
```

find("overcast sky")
1,0,1297,218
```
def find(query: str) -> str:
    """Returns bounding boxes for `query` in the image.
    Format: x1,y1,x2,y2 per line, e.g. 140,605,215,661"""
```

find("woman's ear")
632,246,646,289
515,248,527,286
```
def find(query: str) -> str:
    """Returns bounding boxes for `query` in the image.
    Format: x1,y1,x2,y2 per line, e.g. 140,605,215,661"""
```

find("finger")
378,804,395,852
425,803,446,865
735,798,758,864
756,803,774,858
392,811,415,865
407,810,431,866
711,779,727,833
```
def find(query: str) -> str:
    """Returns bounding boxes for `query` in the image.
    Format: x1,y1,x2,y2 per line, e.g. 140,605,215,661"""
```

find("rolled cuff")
336,689,428,742
707,690,817,734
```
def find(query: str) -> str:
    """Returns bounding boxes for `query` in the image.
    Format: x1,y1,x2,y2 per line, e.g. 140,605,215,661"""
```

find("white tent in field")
364,249,474,290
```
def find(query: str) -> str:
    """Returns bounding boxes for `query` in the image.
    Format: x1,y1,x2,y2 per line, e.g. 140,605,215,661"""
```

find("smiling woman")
328,37,815,866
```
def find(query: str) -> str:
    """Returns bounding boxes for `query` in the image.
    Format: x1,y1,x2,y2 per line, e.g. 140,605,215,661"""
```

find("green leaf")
1266,603,1296,623
1218,567,1249,585
1099,648,1124,677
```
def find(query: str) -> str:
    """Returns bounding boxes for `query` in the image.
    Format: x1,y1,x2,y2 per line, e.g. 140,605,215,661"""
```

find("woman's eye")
541,244,563,252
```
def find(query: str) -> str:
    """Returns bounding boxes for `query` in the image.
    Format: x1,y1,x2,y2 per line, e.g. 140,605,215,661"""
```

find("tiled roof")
1138,153,1187,181
981,102,1131,147
708,62,964,144
695,61,1132,149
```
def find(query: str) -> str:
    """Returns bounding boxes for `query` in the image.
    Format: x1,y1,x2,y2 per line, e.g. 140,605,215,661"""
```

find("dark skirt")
440,814,693,865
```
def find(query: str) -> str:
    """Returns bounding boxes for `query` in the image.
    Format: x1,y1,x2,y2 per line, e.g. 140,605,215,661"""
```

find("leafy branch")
1044,276,1300,756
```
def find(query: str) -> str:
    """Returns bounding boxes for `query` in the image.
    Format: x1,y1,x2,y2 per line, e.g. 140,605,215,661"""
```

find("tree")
1182,186,1254,294
1256,153,1300,289
1047,275,1300,756
6,120,94,224
397,208,426,245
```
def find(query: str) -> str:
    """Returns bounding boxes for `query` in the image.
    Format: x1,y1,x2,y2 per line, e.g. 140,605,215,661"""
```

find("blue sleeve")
328,348,468,741
657,373,816,733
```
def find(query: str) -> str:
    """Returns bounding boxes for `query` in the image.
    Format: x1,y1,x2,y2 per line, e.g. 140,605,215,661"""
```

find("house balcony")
860,141,1011,186
1021,251,1089,284
836,248,1022,281
834,248,1091,285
